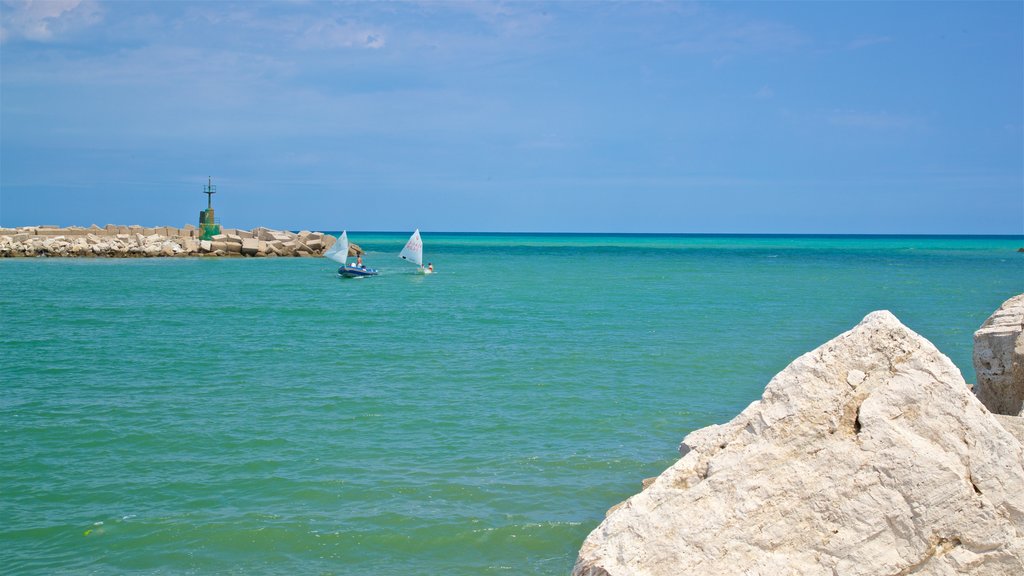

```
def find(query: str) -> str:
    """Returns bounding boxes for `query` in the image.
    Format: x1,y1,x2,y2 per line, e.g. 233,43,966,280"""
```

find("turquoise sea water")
2,234,1022,575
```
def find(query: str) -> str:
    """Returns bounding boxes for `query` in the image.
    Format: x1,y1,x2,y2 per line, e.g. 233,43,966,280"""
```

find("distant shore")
0,225,337,258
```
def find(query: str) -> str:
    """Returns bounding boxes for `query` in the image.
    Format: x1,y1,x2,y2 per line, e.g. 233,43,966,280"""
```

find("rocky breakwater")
574,306,1024,575
0,225,349,258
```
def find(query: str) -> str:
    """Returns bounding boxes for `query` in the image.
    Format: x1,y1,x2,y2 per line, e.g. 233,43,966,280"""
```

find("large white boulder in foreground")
574,311,1024,576
974,294,1024,416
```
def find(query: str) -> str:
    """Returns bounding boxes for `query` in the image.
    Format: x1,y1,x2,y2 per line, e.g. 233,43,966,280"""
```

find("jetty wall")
0,225,342,258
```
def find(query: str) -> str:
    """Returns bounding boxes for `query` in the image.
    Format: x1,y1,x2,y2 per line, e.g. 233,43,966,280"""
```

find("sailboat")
324,231,378,278
399,229,432,274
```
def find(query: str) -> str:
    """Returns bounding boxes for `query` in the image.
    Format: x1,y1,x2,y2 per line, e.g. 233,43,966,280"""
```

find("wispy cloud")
671,10,808,58
0,0,102,43
754,85,775,99
295,18,386,50
828,109,917,130
521,133,569,150
443,0,554,38
847,35,893,50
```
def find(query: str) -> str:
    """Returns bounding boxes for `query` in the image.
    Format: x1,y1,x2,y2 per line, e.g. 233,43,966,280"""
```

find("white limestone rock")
974,294,1024,416
995,415,1024,445
574,311,1024,576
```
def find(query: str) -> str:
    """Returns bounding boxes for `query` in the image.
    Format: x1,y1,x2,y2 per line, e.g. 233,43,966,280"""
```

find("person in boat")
427,262,434,273
356,254,364,268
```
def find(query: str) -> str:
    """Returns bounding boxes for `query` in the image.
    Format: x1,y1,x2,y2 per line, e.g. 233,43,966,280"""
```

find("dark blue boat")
339,265,378,278
325,231,379,278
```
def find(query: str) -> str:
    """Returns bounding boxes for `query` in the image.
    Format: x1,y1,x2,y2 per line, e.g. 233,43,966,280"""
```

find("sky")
1,0,1021,234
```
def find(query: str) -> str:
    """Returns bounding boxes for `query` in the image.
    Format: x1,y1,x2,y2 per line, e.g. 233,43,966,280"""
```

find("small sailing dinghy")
399,229,432,274
324,231,378,278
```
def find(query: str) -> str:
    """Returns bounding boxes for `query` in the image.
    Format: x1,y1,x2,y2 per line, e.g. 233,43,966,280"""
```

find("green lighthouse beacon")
199,176,222,240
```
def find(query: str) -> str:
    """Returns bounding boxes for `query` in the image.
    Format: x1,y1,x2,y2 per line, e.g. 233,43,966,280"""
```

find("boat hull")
339,266,379,278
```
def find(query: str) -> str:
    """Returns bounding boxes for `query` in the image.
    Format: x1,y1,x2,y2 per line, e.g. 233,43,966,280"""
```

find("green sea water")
2,233,1022,575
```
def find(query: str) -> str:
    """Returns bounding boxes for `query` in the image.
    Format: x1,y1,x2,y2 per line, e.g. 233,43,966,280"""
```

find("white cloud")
0,0,101,43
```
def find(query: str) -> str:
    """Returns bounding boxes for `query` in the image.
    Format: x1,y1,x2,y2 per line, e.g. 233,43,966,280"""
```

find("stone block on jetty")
974,294,1024,416
574,310,1024,576
240,237,259,255
222,228,253,239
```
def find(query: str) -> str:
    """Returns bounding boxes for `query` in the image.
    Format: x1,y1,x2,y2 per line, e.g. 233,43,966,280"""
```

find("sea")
2,233,1022,575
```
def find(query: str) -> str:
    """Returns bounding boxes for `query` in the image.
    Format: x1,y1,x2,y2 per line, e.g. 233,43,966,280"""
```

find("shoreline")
0,225,337,258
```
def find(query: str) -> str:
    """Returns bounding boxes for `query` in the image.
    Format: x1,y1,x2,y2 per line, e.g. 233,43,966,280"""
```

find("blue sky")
1,1,1021,233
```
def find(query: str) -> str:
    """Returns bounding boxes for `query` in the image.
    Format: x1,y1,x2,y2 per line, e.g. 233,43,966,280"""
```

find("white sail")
398,229,423,267
324,230,349,265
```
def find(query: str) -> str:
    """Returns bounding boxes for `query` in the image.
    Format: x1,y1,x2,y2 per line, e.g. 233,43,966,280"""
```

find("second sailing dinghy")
325,231,378,278
399,229,432,274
